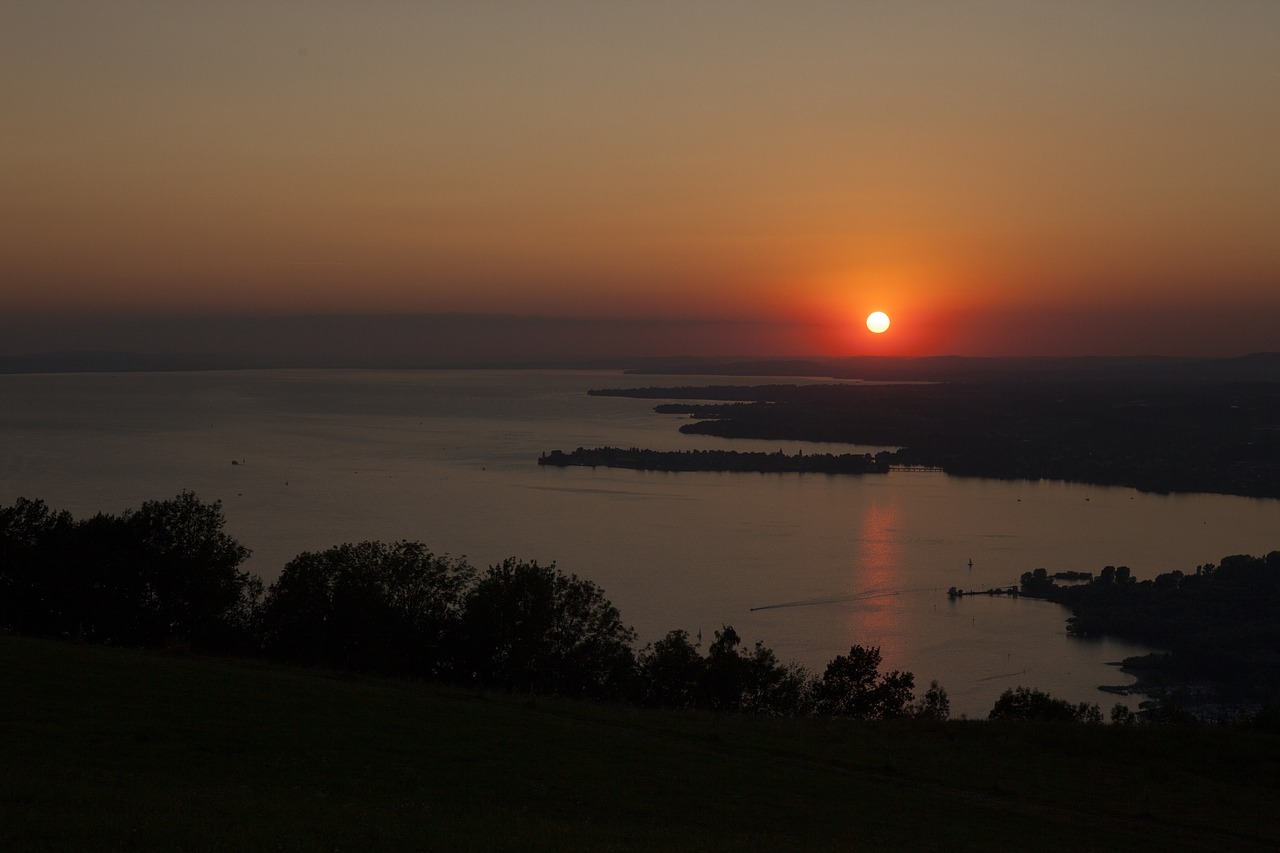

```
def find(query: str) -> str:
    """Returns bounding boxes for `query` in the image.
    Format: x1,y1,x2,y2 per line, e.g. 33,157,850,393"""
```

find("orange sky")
3,2,1278,359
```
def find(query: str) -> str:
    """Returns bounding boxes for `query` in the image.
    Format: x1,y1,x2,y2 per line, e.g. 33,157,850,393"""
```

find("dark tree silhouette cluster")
813,644,918,719
459,558,637,698
988,686,1103,723
15,491,1280,723
0,493,948,717
1,493,954,719
633,627,949,719
636,627,810,715
259,540,475,677
0,493,258,652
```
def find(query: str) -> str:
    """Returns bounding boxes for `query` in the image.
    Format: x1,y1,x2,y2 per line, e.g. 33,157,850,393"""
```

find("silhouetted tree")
0,497,74,634
120,492,256,650
739,640,813,716
635,629,704,709
260,540,474,675
460,559,636,698
701,626,753,711
635,627,811,715
813,645,915,719
911,680,951,721
0,492,256,651
1110,703,1139,725
1019,567,1054,596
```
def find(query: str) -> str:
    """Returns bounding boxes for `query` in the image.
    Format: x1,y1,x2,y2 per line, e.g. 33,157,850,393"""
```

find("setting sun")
867,311,891,334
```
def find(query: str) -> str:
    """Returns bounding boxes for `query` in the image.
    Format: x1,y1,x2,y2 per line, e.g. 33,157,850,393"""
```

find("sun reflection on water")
845,498,906,663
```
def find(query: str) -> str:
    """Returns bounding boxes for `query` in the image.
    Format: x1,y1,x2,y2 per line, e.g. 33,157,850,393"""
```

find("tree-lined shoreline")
538,446,893,475
4,492,1277,723
0,493,945,721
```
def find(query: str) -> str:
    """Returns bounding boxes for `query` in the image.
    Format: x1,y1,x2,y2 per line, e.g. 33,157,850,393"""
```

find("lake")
3,368,1277,718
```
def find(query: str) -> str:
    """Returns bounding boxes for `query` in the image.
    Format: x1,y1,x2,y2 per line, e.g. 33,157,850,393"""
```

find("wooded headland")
589,377,1280,498
538,446,891,474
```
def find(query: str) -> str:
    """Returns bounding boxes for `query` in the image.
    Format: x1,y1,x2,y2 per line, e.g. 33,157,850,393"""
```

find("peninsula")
538,446,892,475
587,372,1280,499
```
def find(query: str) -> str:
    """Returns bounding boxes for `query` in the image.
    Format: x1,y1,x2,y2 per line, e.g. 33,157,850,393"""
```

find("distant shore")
538,446,891,475
585,379,1280,499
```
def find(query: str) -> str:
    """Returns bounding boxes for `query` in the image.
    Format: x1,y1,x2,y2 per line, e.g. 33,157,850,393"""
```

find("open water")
3,369,1277,717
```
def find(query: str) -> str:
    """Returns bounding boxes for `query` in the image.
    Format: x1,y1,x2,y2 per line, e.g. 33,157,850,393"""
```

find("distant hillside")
628,353,1280,385
0,351,243,374
5,350,1279,382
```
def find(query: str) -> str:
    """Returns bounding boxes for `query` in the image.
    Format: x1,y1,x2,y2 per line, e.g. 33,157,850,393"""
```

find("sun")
866,311,891,334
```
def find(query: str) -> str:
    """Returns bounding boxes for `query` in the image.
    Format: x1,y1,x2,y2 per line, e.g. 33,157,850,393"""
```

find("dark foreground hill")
3,637,1279,851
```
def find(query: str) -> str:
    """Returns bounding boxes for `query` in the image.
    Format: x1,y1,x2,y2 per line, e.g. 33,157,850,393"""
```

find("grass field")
3,635,1278,851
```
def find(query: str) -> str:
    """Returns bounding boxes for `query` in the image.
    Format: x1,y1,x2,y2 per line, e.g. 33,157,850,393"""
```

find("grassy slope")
3,636,1278,852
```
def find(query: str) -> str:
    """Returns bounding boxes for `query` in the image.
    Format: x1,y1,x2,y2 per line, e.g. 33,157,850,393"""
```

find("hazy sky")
4,1,1278,359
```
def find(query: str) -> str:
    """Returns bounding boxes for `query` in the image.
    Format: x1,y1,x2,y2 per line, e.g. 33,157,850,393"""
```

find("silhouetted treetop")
460,558,637,698
0,492,258,651
260,540,475,676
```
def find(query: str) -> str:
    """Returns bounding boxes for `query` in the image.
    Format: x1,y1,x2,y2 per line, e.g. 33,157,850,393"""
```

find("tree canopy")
460,558,637,698
989,687,1103,724
813,645,916,720
0,492,257,650
260,540,474,676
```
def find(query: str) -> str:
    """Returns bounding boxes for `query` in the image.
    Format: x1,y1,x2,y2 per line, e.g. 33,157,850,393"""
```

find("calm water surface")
3,369,1277,718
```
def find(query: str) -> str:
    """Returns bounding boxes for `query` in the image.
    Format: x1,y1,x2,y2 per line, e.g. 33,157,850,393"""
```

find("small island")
538,446,893,475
